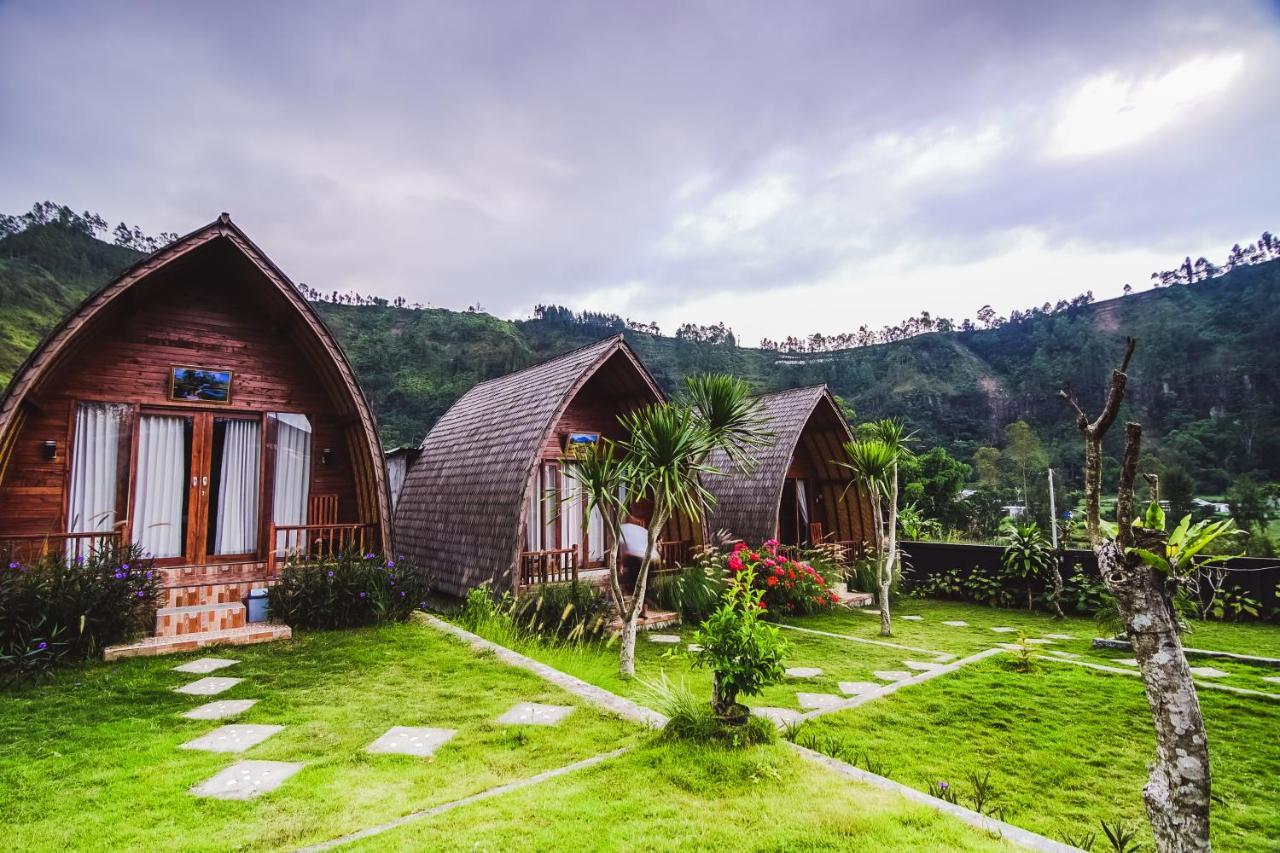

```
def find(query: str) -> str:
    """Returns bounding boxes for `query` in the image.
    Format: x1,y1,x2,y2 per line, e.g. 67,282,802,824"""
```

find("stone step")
838,590,874,608
157,602,247,637
606,603,680,634
104,624,291,661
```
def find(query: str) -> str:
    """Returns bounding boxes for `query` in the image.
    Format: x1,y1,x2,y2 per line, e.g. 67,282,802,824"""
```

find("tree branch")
1116,422,1142,551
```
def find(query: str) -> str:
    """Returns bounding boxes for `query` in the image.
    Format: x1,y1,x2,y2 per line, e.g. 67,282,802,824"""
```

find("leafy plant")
649,560,726,623
1005,631,1037,673
1060,829,1098,851
1,542,159,683
1099,818,1142,853
927,779,959,804
1211,585,1261,621
690,567,788,720
1065,569,1111,615
509,582,612,642
267,551,429,630
1000,520,1054,611
647,672,774,747
726,540,840,616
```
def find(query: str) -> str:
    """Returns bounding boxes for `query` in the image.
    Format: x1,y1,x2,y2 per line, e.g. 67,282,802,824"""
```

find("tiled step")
607,602,681,634
104,624,292,661
163,580,267,609
157,602,247,637
838,591,874,608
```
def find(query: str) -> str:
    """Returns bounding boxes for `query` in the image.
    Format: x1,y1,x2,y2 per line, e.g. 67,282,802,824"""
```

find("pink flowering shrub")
725,540,840,616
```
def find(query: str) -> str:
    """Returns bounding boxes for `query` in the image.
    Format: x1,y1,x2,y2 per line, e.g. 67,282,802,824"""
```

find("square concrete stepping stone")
1262,676,1280,685
858,608,880,615
173,657,239,674
174,677,243,696
1043,633,1076,640
647,633,680,644
1118,658,1139,666
687,643,703,652
1189,666,1229,678
874,670,912,681
1024,638,1056,645
901,615,923,621
1047,650,1080,659
796,692,845,710
903,660,942,672
191,760,303,800
785,666,823,679
497,702,573,726
838,681,881,696
366,726,456,757
989,626,1017,633
181,699,258,721
995,643,1025,651
753,706,802,727
941,620,969,628
181,724,284,753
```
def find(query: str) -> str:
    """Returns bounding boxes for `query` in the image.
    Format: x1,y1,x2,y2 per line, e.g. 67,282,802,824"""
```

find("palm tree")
562,374,769,678
841,419,914,636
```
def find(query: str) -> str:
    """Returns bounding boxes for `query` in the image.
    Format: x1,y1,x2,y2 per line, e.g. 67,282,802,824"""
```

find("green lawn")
0,623,642,852
796,657,1280,852
350,740,1012,852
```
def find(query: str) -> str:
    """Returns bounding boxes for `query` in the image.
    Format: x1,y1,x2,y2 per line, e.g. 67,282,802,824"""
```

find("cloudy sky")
2,1,1277,344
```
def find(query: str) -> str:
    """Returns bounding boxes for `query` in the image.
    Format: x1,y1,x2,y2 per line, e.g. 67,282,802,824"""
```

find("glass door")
131,413,194,561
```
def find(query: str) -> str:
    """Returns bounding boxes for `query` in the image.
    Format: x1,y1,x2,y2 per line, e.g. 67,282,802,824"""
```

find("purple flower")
388,579,396,586
327,570,335,578
939,781,949,791
37,641,47,650
145,571,153,580
120,563,129,571
7,561,18,570
136,590,146,598
74,555,84,565
359,591,367,598
364,553,376,560
385,560,396,569
113,571,125,580
399,591,406,597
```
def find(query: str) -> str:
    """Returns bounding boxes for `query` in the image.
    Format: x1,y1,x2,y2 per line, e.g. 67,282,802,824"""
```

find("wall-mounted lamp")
320,447,332,466
42,440,57,461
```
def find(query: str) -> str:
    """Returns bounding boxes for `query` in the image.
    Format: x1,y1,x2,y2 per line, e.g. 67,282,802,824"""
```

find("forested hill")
3,221,1279,497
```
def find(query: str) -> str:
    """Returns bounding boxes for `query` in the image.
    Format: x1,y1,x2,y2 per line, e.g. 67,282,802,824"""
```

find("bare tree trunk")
1062,347,1212,853
880,462,898,636
618,509,664,679
618,618,639,678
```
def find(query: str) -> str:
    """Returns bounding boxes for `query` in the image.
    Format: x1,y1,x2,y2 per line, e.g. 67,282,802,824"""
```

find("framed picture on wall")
563,432,600,455
168,366,234,404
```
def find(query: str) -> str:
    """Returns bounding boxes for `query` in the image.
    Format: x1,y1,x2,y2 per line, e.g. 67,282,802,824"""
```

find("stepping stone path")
182,699,258,721
796,692,845,711
753,706,802,727
175,677,243,696
901,615,923,621
1118,658,1139,666
647,634,680,644
874,670,912,682
903,660,941,672
859,608,880,615
838,681,881,696
174,657,240,674
1046,650,1080,659
1023,638,1055,645
366,726,457,757
1263,676,1280,685
989,627,1017,633
995,643,1025,651
191,760,304,800
497,703,573,726
1189,667,1230,678
941,620,969,628
181,724,284,754
687,643,703,652
785,667,823,679
1043,633,1076,640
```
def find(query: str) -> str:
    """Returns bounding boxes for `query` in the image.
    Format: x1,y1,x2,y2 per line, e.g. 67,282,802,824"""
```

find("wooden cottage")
0,214,390,655
394,335,704,598
704,385,873,550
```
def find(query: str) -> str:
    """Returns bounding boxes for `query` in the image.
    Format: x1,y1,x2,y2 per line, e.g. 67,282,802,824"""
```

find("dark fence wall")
899,541,1280,616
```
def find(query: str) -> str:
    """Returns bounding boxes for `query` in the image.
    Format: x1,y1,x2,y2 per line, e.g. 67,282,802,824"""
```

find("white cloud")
1046,53,1246,158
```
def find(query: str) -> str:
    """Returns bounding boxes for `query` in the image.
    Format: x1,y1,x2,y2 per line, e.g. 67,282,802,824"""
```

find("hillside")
2,222,1278,499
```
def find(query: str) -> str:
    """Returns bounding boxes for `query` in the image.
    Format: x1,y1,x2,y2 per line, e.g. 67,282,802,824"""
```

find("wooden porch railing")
656,539,690,569
268,522,377,571
519,547,579,586
0,530,121,564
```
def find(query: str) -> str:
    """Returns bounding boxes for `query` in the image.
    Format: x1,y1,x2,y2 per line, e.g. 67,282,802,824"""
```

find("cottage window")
66,402,130,553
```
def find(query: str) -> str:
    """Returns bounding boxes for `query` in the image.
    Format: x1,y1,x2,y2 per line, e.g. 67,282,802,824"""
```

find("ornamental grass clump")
690,566,788,722
267,551,429,630
0,542,159,683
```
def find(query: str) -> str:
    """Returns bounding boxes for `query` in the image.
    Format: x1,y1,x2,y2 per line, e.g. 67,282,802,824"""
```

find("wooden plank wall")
0,244,360,539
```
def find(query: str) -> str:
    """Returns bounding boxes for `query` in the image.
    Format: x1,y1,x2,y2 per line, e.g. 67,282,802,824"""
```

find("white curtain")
795,478,810,527
561,472,584,554
132,415,186,558
524,467,542,551
271,414,311,555
588,506,605,562
541,464,558,550
213,419,261,555
67,403,127,558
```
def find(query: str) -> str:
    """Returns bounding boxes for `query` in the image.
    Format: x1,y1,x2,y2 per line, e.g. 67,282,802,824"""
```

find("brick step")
607,601,681,634
838,590,874,608
163,579,269,609
156,602,247,637
104,624,292,661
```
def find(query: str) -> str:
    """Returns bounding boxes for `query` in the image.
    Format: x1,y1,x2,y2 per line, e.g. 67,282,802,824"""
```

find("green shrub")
691,566,788,719
650,562,726,623
1,542,159,683
509,582,612,642
267,552,429,630
716,541,840,616
647,673,774,747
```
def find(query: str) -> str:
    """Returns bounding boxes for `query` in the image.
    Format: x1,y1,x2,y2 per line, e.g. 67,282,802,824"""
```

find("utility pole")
1047,468,1059,549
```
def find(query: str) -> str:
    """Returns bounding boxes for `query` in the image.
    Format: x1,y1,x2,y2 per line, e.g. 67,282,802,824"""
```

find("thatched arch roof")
0,214,391,548
704,385,871,546
394,334,665,597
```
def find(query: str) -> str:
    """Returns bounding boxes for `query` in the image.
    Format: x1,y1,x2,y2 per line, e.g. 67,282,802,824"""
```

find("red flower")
728,554,744,572
766,576,778,587
749,551,760,561
774,567,784,577
756,601,766,609
733,542,748,553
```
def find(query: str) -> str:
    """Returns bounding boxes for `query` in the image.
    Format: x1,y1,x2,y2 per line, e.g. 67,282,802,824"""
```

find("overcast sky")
2,1,1277,344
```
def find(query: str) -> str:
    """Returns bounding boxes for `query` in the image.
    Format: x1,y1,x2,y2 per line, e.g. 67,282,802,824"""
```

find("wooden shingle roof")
393,334,662,597
703,385,861,544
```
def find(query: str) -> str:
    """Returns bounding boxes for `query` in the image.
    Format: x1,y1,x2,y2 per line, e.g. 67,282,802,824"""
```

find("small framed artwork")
168,366,234,404
563,431,600,455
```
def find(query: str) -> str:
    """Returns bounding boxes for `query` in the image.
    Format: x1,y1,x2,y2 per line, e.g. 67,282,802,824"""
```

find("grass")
349,740,1014,851
0,622,642,852
795,657,1280,852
